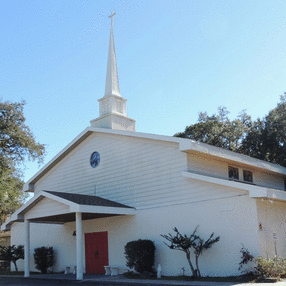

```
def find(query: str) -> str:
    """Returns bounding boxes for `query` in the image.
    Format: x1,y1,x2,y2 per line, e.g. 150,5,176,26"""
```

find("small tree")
0,245,24,272
124,239,155,274
161,226,220,278
34,246,54,274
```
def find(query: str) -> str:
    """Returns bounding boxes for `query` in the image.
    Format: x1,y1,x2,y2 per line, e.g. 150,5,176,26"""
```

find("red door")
85,232,108,274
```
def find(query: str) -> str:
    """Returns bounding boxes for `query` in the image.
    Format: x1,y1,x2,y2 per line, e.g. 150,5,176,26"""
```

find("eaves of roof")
1,191,135,231
23,127,286,192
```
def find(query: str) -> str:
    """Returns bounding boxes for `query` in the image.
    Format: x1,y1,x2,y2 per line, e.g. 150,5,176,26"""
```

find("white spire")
104,11,120,97
90,11,136,132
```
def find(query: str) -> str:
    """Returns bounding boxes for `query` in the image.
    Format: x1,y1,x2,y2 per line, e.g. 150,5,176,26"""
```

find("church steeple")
104,11,120,98
90,12,136,132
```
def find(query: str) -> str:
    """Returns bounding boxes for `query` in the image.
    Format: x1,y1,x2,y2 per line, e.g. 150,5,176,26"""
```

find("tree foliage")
240,94,286,166
161,227,220,278
0,100,45,164
0,168,25,225
175,94,286,167
0,100,45,224
0,245,24,272
175,107,252,152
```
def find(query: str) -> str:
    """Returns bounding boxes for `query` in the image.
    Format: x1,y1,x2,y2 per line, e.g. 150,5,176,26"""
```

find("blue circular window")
90,152,100,168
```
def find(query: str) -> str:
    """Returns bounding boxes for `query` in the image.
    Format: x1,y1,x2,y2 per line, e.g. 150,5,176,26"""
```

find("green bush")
34,246,54,274
254,256,286,278
124,239,155,274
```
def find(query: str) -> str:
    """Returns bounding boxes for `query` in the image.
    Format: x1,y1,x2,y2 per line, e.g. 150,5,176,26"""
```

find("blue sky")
1,0,286,182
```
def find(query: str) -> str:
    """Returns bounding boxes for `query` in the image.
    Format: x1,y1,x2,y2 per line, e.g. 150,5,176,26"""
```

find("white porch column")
76,212,83,280
24,219,30,277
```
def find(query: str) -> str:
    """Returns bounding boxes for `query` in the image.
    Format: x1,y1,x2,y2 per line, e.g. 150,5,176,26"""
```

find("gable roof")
1,190,135,231
23,127,182,192
23,127,286,192
45,191,133,209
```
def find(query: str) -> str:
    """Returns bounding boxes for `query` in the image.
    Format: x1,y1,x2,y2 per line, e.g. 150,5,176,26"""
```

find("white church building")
2,13,286,280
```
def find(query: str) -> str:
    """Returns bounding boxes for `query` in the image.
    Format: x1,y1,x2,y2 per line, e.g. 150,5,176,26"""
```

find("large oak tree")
0,100,45,225
175,93,286,168
174,106,252,152
240,94,286,167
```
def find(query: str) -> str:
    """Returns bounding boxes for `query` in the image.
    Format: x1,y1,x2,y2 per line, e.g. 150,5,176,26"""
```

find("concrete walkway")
22,273,286,286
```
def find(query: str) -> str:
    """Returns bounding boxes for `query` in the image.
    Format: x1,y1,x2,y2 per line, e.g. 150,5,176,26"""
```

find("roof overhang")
1,191,136,231
23,127,181,192
182,171,286,202
22,126,286,193
179,140,286,176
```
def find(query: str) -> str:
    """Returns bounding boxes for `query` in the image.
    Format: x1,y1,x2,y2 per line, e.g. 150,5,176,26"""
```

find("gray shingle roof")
45,191,133,209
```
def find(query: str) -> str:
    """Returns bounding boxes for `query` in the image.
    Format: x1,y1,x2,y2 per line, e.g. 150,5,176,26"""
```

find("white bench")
104,265,119,276
64,265,76,274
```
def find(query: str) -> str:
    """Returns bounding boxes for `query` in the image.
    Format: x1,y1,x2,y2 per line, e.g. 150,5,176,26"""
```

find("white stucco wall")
10,133,284,276
11,190,260,276
256,199,286,258
11,222,67,272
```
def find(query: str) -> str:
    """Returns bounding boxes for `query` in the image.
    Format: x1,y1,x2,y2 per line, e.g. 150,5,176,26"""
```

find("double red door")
85,232,108,274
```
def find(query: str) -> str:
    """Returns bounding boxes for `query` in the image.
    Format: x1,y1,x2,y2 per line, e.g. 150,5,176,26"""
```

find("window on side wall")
229,166,239,180
243,170,253,183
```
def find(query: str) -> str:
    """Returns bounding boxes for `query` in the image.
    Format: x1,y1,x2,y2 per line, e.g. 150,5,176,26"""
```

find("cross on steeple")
109,11,116,27
104,10,120,98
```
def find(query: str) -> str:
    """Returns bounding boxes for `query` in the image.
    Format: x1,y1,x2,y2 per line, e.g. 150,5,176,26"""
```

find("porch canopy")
1,190,136,280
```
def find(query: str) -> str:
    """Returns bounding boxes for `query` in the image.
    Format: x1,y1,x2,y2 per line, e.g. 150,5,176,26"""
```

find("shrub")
238,245,254,271
123,270,141,279
254,256,286,278
34,246,54,274
124,239,155,274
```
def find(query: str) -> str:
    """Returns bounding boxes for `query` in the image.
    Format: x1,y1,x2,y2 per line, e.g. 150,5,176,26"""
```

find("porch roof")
1,191,136,231
45,191,134,208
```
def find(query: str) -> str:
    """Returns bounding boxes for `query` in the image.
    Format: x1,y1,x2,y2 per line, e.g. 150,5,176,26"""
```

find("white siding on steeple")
90,12,136,131
98,95,127,117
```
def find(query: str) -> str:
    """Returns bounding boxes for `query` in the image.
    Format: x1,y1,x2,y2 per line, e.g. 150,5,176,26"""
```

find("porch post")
24,218,30,277
76,212,83,280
